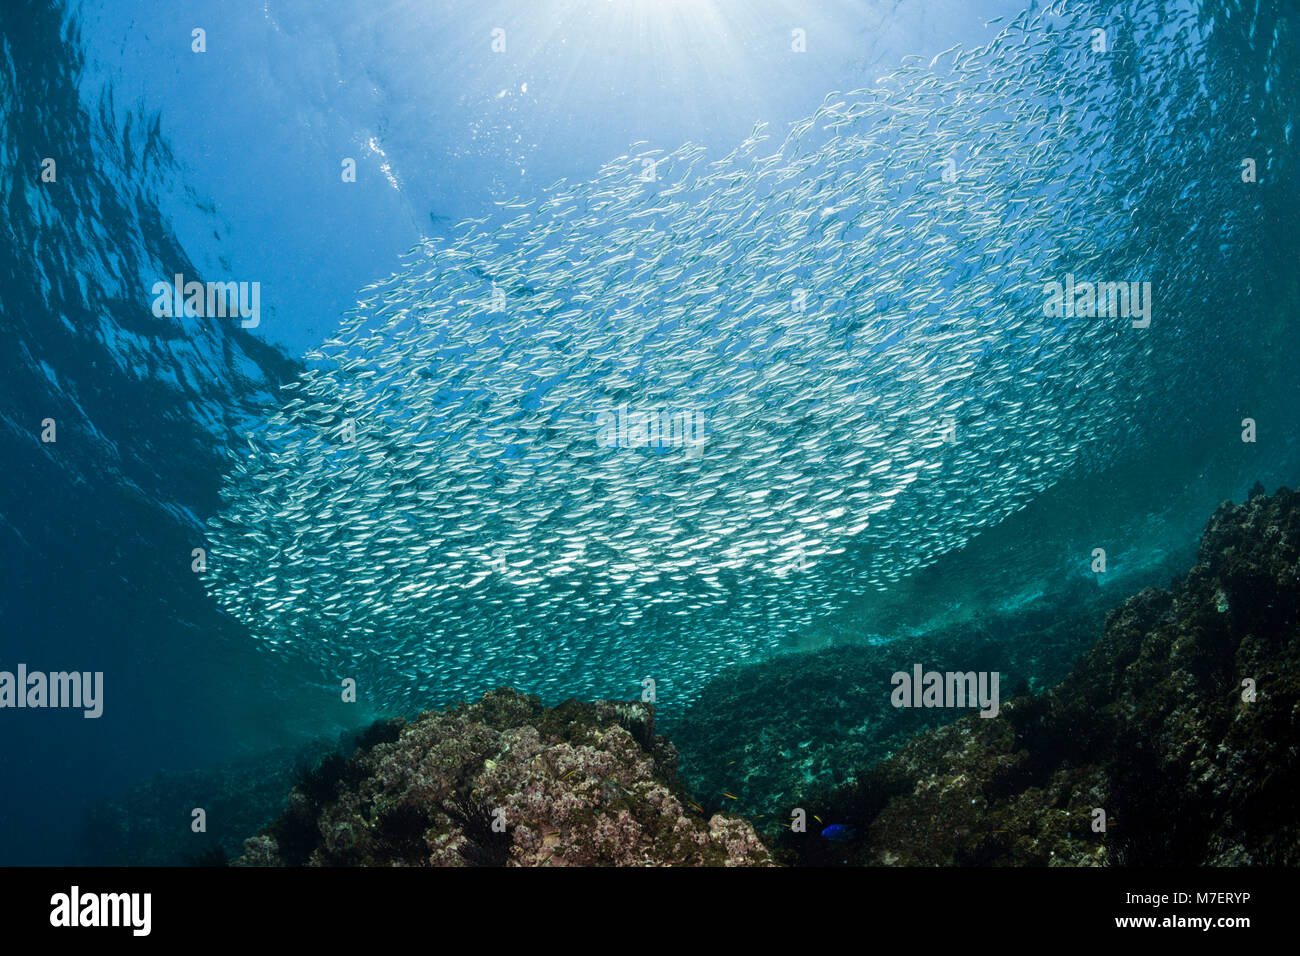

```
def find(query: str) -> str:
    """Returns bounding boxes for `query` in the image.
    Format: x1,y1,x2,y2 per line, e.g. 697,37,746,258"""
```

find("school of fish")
203,0,1267,713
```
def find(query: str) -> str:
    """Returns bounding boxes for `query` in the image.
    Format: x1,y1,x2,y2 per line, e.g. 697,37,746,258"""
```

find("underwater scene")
1,0,1298,916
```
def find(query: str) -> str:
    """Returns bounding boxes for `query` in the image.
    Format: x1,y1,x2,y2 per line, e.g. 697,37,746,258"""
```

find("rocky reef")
236,689,772,866
670,575,1114,822
786,485,1300,866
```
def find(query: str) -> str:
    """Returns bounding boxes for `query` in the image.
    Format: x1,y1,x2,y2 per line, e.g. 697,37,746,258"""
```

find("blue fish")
821,824,856,841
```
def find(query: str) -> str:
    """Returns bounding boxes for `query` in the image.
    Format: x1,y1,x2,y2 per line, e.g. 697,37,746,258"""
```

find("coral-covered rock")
236,689,773,866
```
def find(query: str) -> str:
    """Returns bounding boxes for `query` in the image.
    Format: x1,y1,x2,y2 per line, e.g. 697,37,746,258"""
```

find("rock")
671,582,1112,825
786,486,1300,866
237,688,773,867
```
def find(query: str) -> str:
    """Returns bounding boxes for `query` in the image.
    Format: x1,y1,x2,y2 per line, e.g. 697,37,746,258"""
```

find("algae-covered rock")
672,577,1111,825
786,486,1300,866
236,689,773,867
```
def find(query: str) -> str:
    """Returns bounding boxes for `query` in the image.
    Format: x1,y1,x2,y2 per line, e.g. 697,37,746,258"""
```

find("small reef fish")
821,824,856,842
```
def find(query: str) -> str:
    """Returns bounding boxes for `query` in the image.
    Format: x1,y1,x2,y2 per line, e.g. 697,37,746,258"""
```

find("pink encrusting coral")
236,688,773,866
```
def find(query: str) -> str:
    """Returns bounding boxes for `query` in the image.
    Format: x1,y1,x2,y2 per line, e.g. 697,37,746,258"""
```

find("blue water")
2,0,1297,864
